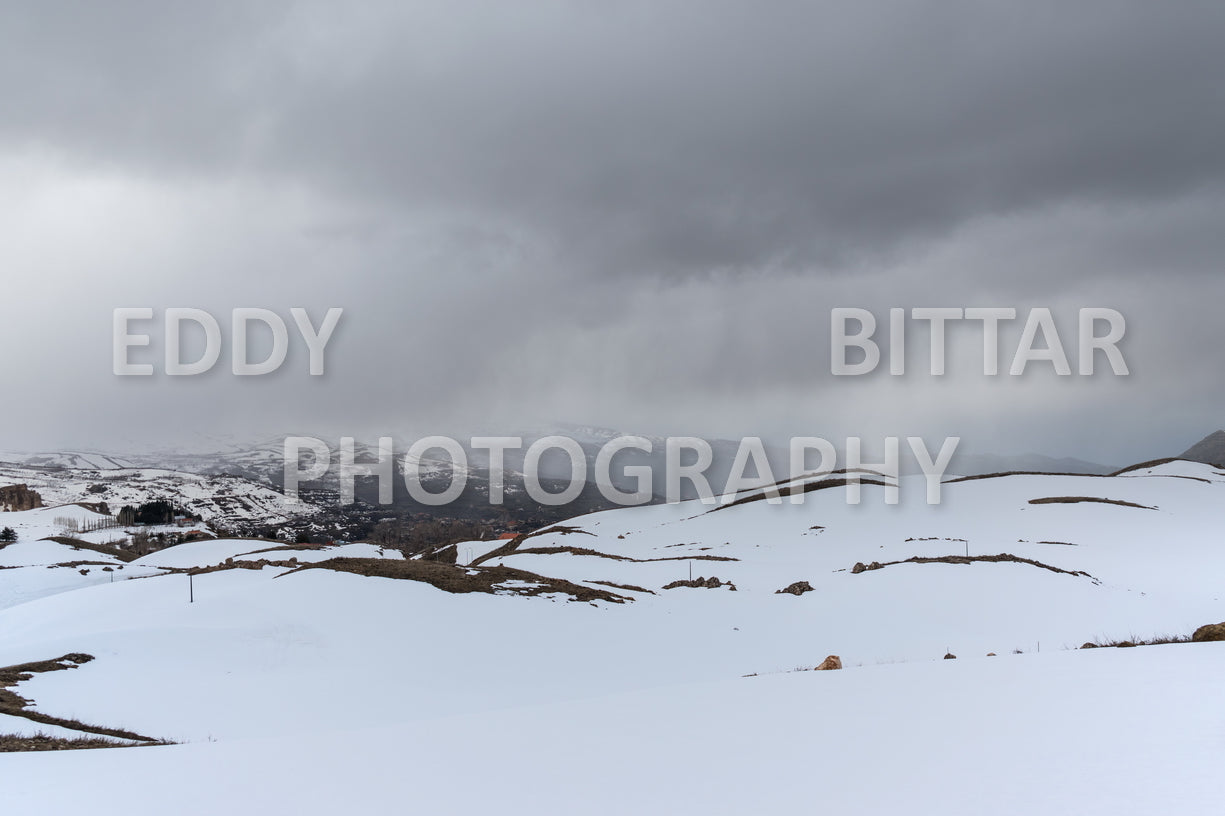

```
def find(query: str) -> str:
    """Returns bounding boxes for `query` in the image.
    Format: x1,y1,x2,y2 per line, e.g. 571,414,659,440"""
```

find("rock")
662,576,737,591
0,484,43,512
775,581,814,596
851,562,867,574
943,653,957,660
1192,622,1225,642
1081,642,1099,649
986,652,997,657
814,655,842,671
868,561,883,571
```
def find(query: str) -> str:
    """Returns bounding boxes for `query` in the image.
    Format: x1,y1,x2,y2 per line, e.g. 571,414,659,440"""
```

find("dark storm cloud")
1,1,1224,464
3,1,1225,277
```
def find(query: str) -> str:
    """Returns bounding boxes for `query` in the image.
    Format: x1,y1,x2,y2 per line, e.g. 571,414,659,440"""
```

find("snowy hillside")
0,461,317,531
3,644,1223,815
0,460,1222,813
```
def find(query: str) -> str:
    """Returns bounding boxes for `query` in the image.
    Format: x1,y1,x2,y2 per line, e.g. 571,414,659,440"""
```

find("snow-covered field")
0,460,1222,813
4,644,1222,815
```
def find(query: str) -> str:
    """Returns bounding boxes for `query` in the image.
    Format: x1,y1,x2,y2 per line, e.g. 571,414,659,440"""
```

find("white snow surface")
2,646,1222,814
0,461,1222,813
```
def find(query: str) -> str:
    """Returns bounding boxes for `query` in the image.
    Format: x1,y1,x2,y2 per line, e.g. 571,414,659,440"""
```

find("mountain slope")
0,460,1221,813
1180,430,1225,467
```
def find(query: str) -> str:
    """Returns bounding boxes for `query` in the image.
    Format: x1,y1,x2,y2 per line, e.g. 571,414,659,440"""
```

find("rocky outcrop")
0,484,43,512
814,655,842,671
775,581,814,596
662,576,737,591
1192,622,1225,642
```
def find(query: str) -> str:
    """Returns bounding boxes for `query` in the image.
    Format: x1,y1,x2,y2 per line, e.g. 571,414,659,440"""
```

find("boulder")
775,581,814,596
814,655,842,671
1192,622,1225,643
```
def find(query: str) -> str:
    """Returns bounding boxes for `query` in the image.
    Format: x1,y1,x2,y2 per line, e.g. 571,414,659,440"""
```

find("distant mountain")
0,450,138,470
1180,430,1225,467
1,429,1121,505
945,452,1116,477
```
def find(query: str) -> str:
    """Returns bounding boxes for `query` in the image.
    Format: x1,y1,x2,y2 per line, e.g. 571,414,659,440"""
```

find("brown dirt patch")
0,654,167,746
39,536,136,562
849,553,1096,580
283,557,631,604
1028,496,1155,510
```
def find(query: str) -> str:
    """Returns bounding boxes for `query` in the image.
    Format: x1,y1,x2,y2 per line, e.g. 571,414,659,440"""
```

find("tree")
0,527,16,543
129,529,152,556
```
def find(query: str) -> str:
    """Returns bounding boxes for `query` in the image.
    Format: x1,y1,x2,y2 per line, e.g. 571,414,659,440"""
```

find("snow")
129,539,290,569
127,538,406,569
231,542,405,563
0,713,139,744
1,645,1222,815
0,462,317,529
453,537,516,566
0,460,1222,812
0,505,120,546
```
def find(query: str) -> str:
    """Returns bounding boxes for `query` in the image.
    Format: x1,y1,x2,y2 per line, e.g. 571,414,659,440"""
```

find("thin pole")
189,573,194,604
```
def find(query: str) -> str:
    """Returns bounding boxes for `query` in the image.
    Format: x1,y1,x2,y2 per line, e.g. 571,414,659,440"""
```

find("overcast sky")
1,1,1223,464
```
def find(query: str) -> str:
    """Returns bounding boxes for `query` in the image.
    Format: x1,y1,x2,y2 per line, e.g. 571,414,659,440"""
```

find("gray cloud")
0,1,1223,464
6,2,1225,273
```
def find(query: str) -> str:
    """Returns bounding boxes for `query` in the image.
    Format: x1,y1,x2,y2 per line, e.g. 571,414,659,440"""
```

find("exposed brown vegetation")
587,580,656,595
944,470,1105,484
39,536,137,562
1080,634,1192,648
0,654,167,747
0,733,132,752
707,475,890,513
234,543,325,557
48,560,124,569
1110,457,1183,476
849,553,1096,580
511,545,738,564
1028,496,1155,510
468,535,527,567
662,576,736,591
421,543,459,564
284,557,631,603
